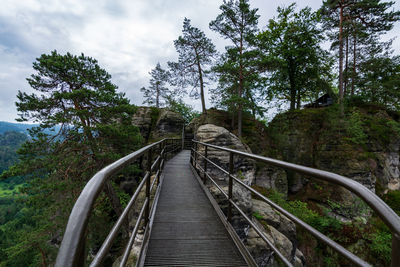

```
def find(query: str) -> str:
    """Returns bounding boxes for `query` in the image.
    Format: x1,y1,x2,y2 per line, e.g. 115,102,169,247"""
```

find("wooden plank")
144,150,248,266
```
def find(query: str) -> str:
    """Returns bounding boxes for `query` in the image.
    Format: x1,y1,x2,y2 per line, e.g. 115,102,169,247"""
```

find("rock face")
195,124,255,212
131,107,184,141
265,106,400,219
154,109,184,138
194,124,303,266
247,200,304,266
255,166,288,196
131,107,154,140
246,219,305,267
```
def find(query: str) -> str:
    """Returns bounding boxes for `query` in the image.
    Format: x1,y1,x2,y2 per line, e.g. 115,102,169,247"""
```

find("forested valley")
1,0,400,266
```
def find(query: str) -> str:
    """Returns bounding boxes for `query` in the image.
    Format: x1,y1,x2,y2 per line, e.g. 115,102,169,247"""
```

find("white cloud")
0,0,399,122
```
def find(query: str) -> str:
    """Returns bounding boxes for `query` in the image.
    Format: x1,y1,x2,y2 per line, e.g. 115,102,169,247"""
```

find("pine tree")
321,0,400,101
168,18,216,114
209,0,260,137
141,63,170,108
1,50,142,266
321,0,354,112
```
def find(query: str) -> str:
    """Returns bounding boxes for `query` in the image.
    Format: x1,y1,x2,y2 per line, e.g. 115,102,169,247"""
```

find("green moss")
253,211,263,220
382,190,400,216
150,107,160,127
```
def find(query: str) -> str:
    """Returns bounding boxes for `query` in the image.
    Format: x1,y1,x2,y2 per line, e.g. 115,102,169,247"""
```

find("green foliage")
168,17,216,113
358,55,400,110
258,3,333,110
382,190,400,216
368,230,392,264
0,131,27,174
252,211,263,220
141,63,170,108
209,0,264,136
346,110,368,145
257,188,342,233
166,97,199,123
0,51,143,266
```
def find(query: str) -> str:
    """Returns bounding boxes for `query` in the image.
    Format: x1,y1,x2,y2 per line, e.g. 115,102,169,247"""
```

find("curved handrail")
192,139,400,266
55,138,181,267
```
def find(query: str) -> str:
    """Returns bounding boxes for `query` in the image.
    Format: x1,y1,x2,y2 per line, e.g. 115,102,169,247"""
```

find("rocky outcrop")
255,166,288,196
154,109,184,138
195,124,255,212
131,107,154,140
246,199,304,266
194,124,303,266
251,199,296,242
246,219,305,267
131,107,184,141
265,106,400,219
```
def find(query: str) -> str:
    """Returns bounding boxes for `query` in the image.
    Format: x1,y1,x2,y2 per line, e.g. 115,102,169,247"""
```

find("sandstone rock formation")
131,107,184,142
195,124,255,211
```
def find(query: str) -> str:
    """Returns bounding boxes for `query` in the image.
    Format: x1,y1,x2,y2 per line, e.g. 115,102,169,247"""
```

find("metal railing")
55,138,182,267
191,140,400,267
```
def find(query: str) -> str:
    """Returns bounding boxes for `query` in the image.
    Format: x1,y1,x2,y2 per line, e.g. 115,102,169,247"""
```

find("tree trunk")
196,56,207,114
238,19,244,138
288,58,296,111
231,110,235,131
351,34,357,96
344,35,349,97
238,84,243,138
156,83,160,108
296,89,301,109
338,3,345,115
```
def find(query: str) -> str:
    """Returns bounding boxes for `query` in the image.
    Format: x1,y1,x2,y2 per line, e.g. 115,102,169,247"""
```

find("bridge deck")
144,150,247,266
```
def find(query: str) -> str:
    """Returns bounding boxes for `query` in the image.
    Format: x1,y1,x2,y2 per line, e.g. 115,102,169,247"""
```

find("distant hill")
0,121,61,136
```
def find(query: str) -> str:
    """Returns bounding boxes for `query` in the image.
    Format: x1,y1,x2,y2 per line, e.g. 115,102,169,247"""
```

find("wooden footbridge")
55,138,400,267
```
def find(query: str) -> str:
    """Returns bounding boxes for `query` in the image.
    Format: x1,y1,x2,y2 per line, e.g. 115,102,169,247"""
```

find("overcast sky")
1,0,399,122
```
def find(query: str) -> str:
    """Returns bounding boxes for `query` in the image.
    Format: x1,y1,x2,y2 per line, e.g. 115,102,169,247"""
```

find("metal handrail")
191,139,400,267
55,138,182,267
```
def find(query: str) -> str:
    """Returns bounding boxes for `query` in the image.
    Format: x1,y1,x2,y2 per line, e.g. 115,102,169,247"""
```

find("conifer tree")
141,63,170,108
2,51,142,266
209,0,261,137
168,18,216,114
321,0,400,101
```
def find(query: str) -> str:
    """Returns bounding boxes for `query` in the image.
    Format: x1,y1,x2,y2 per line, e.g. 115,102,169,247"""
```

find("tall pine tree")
209,0,261,137
168,18,216,114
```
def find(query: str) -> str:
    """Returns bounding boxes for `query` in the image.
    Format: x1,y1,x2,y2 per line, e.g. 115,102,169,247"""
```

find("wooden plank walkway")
144,150,248,266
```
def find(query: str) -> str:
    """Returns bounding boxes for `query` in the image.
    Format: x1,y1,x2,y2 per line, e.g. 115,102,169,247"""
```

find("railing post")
157,142,162,186
227,151,233,222
194,141,198,171
203,145,208,184
392,234,400,267
182,125,185,150
145,148,152,226
190,141,194,166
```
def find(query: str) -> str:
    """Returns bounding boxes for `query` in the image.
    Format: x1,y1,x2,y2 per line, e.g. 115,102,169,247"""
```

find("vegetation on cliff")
0,51,143,266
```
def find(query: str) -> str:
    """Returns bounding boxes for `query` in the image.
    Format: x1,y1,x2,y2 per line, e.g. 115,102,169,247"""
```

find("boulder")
155,109,184,137
252,199,296,242
131,107,185,141
131,107,153,140
255,166,288,196
246,219,305,266
195,124,256,212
